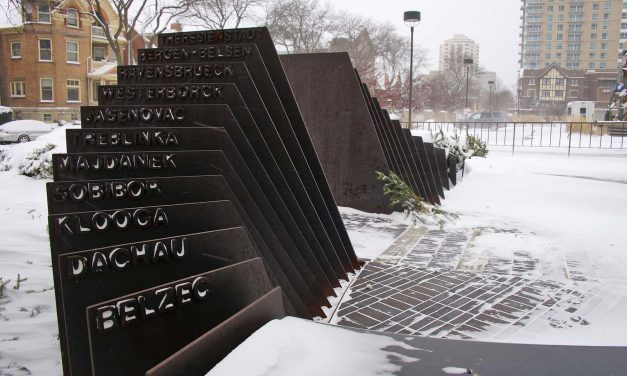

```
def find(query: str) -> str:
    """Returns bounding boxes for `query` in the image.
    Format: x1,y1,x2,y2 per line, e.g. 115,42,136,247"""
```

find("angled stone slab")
47,174,320,320
134,41,358,278
423,142,445,198
448,153,458,186
116,62,355,272
94,84,351,281
146,286,285,376
50,227,256,376
358,84,404,184
375,101,422,197
433,147,450,190
85,258,272,376
65,127,334,300
152,28,358,270
279,52,390,214
52,148,331,311
403,130,440,205
77,110,338,295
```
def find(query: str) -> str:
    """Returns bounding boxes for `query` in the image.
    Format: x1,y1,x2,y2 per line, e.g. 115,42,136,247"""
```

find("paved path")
334,225,611,342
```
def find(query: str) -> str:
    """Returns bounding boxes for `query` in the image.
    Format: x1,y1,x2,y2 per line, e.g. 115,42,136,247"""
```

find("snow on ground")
0,133,626,373
207,317,416,376
440,150,627,345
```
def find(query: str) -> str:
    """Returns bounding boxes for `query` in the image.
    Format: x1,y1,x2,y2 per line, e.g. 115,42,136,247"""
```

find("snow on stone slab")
0,105,12,114
206,317,420,376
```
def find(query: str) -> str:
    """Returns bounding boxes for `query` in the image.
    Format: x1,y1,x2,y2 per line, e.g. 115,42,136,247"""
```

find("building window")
23,3,33,21
603,23,609,30
555,79,564,86
555,90,564,98
590,33,597,40
569,90,579,97
557,24,564,31
556,44,562,50
541,90,551,99
603,13,609,20
545,53,552,59
39,39,52,61
10,81,25,97
593,3,599,11
67,79,80,102
529,78,536,85
40,78,53,101
557,34,563,40
37,3,50,23
588,62,595,69
600,62,607,69
10,42,21,58
556,52,562,59
601,33,608,40
605,2,611,10
558,14,564,22
589,52,596,58
601,42,608,50
590,42,597,50
93,46,106,61
66,41,79,63
558,5,564,11
592,13,598,20
66,9,79,27
42,113,53,123
71,112,79,121
571,79,578,86
527,89,536,97
600,52,607,59
542,78,551,85
546,42,552,49
591,23,598,30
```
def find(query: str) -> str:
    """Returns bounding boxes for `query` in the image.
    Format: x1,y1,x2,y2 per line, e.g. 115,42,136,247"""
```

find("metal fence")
401,121,627,155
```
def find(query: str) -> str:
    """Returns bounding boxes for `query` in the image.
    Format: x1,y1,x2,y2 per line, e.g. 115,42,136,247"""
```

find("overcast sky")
331,0,520,88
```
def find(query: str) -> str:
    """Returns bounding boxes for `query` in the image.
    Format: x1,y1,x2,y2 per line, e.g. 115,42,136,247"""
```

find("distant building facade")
438,34,480,73
518,0,624,112
0,0,130,122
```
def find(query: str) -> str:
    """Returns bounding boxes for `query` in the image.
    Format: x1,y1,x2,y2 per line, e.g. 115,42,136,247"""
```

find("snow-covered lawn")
0,133,625,374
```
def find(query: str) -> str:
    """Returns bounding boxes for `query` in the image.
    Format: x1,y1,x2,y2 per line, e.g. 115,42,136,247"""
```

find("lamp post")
404,11,420,129
488,80,495,111
464,58,473,112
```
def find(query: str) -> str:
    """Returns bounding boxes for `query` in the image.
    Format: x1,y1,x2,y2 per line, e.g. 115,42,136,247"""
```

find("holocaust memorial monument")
45,27,463,376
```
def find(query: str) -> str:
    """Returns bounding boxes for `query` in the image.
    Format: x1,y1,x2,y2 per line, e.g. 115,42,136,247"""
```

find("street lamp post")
464,58,473,112
488,80,495,111
404,11,420,129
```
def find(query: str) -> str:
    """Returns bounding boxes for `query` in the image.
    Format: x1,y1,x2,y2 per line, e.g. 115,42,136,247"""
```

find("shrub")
376,171,457,228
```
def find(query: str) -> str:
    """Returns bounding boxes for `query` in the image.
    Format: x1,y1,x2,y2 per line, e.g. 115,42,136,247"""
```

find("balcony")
91,26,107,40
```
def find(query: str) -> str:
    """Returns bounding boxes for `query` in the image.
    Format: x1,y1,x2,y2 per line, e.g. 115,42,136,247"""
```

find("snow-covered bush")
0,125,72,179
376,171,457,228
432,129,488,170
18,144,55,178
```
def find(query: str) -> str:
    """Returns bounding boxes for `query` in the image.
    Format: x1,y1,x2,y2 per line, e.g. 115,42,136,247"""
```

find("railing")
401,121,627,156
91,26,107,39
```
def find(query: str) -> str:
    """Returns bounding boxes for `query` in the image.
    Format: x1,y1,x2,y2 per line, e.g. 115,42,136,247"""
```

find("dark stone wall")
281,52,391,214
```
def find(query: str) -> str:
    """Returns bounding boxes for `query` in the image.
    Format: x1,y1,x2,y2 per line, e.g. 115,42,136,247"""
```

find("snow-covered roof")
88,62,117,78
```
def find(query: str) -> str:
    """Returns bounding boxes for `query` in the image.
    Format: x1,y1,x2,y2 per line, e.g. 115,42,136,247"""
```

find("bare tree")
189,0,264,30
6,0,193,63
264,0,338,53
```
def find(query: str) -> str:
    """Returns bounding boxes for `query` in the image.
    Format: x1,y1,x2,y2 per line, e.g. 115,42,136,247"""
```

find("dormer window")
23,3,33,22
66,9,79,27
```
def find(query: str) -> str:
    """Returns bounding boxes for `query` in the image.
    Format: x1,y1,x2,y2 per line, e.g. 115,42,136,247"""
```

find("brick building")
518,0,625,114
0,0,129,122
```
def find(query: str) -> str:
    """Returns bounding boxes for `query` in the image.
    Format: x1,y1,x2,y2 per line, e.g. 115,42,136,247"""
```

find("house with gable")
0,0,132,122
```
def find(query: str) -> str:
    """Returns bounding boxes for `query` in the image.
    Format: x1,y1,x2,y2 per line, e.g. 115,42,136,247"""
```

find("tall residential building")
438,34,480,73
518,0,624,113
0,0,131,122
